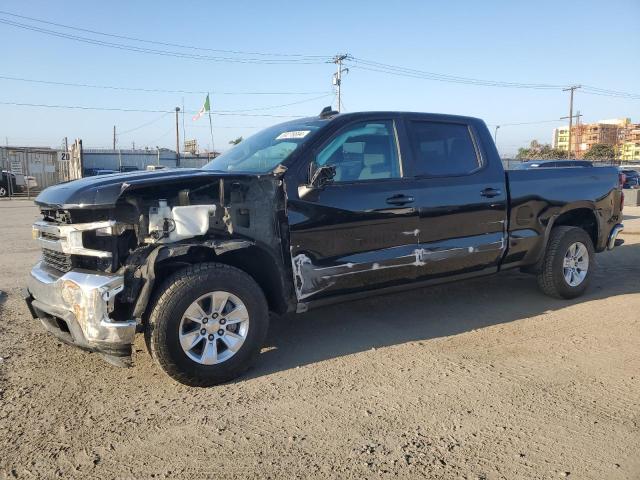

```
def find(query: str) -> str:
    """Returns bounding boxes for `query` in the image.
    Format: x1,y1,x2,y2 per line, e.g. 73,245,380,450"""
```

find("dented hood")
35,169,255,208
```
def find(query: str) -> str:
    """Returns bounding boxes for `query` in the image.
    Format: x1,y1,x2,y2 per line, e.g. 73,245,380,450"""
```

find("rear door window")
406,121,481,177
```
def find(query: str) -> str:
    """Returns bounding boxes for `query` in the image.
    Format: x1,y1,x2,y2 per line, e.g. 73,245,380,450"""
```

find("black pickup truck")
25,110,625,386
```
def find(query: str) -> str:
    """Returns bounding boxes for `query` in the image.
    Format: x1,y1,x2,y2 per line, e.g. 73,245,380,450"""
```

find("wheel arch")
149,242,292,317
522,205,600,273
550,206,599,248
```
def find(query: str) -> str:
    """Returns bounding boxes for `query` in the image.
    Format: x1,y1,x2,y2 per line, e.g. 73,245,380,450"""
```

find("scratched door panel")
412,178,507,279
401,118,508,280
287,180,420,300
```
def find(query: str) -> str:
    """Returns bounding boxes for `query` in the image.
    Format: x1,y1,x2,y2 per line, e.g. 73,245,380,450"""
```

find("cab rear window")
407,121,481,177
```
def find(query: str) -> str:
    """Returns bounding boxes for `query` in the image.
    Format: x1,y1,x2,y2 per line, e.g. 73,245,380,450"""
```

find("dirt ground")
0,199,638,480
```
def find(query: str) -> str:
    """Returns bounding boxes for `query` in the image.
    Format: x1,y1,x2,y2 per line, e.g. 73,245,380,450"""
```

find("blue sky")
1,0,639,156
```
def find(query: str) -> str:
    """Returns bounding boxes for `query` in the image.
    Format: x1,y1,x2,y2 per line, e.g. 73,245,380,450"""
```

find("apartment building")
553,118,640,161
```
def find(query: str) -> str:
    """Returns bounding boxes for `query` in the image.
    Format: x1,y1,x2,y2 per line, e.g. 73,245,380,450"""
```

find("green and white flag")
192,94,210,121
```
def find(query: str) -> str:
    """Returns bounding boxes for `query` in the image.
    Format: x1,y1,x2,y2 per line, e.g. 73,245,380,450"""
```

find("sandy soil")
1,199,639,479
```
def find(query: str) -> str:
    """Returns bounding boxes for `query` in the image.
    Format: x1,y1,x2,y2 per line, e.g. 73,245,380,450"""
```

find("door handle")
386,194,414,206
480,188,502,198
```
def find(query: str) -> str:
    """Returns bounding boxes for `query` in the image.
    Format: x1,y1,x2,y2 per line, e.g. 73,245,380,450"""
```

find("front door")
287,118,420,301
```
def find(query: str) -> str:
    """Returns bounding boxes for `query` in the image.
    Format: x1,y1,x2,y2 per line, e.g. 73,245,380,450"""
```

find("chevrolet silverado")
24,110,625,386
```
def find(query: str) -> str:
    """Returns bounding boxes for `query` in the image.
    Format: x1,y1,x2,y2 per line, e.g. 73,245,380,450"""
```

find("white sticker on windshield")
276,130,311,140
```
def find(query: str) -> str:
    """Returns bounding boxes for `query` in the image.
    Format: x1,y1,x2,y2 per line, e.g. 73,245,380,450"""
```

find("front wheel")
537,226,595,299
146,263,269,386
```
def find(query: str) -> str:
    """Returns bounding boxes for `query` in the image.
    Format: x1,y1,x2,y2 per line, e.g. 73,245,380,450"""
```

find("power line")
348,57,640,99
0,73,332,96
188,125,265,129
0,93,332,115
581,85,640,100
348,57,565,89
4,10,638,99
211,94,333,113
0,10,329,59
117,112,172,136
0,101,302,117
149,127,175,144
487,119,562,127
0,17,328,64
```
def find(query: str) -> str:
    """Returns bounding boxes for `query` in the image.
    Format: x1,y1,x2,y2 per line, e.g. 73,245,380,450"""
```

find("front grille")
42,248,73,273
34,217,120,274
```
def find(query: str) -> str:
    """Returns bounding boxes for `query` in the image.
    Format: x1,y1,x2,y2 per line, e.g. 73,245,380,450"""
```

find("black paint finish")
33,111,624,313
284,112,622,305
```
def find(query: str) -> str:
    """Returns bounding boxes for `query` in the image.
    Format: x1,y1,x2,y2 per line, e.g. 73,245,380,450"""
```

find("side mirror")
298,163,336,198
309,164,336,188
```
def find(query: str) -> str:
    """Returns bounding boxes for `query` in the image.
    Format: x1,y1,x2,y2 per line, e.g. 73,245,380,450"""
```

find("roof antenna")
319,106,339,119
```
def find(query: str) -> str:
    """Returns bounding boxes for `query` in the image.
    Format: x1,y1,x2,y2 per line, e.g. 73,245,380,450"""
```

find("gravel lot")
1,199,639,479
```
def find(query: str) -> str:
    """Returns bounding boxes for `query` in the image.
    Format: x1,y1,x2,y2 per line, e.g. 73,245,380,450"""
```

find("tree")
229,136,243,145
583,143,615,161
516,140,567,160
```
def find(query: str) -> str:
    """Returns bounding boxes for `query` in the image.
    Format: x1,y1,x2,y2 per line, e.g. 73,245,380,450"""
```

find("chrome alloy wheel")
563,241,589,287
178,291,250,365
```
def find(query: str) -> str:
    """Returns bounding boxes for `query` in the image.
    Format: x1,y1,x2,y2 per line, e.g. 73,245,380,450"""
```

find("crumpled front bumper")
24,262,137,366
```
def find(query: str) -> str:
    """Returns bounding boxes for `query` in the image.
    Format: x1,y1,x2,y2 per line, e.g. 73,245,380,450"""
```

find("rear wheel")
0,186,7,197
537,226,594,299
147,262,269,386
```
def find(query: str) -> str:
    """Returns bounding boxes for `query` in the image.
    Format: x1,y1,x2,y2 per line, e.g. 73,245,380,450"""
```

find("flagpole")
207,92,215,156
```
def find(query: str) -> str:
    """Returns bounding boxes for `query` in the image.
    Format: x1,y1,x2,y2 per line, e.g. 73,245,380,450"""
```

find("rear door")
287,117,420,300
401,116,508,279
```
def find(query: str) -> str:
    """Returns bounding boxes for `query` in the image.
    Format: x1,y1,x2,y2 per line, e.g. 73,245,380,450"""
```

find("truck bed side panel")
504,167,621,267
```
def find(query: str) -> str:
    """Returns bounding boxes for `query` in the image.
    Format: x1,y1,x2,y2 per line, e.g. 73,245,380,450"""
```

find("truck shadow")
248,241,640,379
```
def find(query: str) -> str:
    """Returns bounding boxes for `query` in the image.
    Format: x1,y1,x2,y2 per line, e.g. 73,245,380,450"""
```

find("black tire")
0,185,7,197
146,262,269,386
537,226,595,299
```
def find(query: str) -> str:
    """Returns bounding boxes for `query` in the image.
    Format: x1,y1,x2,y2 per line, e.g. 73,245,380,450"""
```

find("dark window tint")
316,121,400,182
408,121,480,176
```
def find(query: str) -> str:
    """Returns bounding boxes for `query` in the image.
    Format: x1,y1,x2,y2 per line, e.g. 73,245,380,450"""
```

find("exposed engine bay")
31,172,293,339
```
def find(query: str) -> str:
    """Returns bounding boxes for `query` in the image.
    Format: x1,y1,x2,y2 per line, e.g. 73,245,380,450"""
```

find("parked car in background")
620,169,640,189
119,166,139,173
83,168,120,177
0,170,21,197
25,175,38,189
516,160,594,169
11,173,38,191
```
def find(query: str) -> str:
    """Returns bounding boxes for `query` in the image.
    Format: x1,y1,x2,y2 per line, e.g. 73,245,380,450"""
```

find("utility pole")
332,54,349,112
175,107,181,166
63,136,69,182
493,125,501,163
112,125,116,150
561,112,582,157
181,97,186,149
562,85,581,159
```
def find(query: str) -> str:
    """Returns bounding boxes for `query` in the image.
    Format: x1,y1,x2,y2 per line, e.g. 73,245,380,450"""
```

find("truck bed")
503,166,622,268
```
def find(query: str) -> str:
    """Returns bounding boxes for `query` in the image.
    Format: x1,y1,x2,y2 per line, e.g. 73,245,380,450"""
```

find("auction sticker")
276,130,311,140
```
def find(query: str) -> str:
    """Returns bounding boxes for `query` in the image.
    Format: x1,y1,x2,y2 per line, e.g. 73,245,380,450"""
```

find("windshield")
203,119,327,173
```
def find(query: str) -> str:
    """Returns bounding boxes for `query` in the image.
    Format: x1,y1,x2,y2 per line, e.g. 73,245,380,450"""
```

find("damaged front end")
25,265,134,366
25,169,292,367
